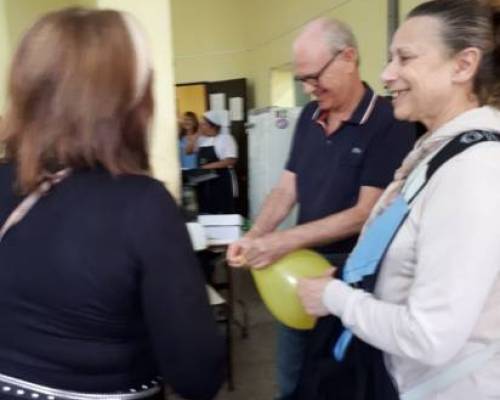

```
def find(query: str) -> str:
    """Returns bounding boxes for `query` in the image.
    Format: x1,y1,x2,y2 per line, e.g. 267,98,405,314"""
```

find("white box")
197,214,243,226
197,214,243,245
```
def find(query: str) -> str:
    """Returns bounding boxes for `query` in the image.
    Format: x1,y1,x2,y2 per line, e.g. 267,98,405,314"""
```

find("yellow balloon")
251,249,331,330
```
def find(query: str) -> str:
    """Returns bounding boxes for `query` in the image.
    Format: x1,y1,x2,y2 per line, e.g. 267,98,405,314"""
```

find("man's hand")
297,269,336,317
226,229,263,267
227,231,294,269
239,231,293,269
226,237,251,267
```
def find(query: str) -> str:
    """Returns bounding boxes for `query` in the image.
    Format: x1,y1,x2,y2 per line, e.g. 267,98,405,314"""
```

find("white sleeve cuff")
322,279,356,317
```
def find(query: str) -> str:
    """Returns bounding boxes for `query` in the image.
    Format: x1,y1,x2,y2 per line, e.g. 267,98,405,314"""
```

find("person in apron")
196,110,238,214
193,110,239,283
296,1,500,399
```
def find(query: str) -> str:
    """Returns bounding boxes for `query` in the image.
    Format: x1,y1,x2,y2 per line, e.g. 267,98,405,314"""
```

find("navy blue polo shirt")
286,85,415,255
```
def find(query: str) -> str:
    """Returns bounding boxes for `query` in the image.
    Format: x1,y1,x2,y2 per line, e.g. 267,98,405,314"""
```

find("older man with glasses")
227,17,415,400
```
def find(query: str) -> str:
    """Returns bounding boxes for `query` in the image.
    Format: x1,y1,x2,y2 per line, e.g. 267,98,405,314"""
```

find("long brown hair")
179,111,199,139
2,8,153,193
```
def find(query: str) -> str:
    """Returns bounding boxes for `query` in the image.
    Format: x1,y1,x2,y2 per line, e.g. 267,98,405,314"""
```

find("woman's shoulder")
0,160,14,174
113,173,173,199
0,162,15,189
74,169,175,206
453,139,500,168
429,139,500,188
103,173,180,224
452,141,500,172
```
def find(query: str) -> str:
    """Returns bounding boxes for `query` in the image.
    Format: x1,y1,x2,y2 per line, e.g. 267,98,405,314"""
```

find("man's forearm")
201,159,236,169
250,187,296,237
280,205,370,251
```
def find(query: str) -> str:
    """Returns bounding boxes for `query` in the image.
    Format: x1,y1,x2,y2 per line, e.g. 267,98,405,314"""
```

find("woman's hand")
184,133,199,154
297,268,336,317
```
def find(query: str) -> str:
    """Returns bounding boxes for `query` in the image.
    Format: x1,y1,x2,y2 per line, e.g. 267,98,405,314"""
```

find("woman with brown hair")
0,8,224,400
179,111,200,170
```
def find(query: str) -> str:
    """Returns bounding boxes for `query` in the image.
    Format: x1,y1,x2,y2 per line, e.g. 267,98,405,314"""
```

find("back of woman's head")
408,0,500,107
2,7,153,193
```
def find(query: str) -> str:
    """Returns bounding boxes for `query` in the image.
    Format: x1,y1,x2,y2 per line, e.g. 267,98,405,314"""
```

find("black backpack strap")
361,129,500,294
426,130,500,180
297,129,500,400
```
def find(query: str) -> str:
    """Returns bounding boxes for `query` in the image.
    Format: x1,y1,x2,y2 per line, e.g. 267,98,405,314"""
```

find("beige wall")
0,0,180,197
97,0,180,197
0,0,97,115
172,0,394,108
0,1,9,115
400,0,424,21
171,0,251,84
251,0,389,107
5,0,96,51
271,67,295,107
0,0,98,157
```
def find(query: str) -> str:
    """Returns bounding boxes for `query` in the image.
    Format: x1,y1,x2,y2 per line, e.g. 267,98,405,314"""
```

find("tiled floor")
170,266,279,400
215,268,278,400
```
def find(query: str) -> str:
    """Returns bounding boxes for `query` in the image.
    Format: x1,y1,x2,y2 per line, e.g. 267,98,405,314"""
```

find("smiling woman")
297,1,500,399
382,13,491,131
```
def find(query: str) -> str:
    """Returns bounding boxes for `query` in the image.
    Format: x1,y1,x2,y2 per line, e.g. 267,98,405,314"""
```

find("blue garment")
276,323,311,400
179,136,197,170
334,195,410,360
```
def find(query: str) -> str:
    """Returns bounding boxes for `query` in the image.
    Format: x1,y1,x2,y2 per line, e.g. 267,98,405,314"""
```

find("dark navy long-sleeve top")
0,163,225,399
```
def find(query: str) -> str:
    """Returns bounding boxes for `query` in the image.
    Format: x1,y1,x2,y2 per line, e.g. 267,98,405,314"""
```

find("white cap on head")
120,12,152,107
203,110,230,135
204,109,229,126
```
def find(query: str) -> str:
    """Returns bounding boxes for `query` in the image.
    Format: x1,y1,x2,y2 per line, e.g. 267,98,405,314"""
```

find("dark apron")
196,145,236,214
295,130,500,400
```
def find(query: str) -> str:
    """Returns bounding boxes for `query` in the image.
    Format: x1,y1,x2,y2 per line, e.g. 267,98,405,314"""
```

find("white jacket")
323,106,500,399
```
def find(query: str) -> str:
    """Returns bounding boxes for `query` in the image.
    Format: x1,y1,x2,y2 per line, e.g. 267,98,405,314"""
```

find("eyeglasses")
294,49,345,86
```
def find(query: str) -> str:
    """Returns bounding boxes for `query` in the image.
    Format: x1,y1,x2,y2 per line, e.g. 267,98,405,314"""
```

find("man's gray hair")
320,18,358,54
